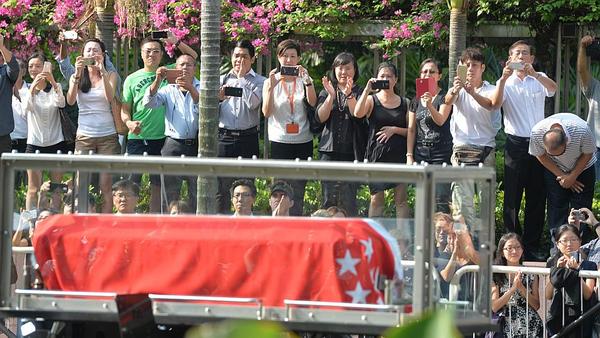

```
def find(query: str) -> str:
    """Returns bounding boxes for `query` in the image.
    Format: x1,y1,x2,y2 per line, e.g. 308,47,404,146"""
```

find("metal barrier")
0,153,496,335
449,264,600,338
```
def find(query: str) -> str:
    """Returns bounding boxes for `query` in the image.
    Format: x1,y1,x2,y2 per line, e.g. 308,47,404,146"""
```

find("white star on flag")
345,281,371,304
360,237,374,262
336,249,361,276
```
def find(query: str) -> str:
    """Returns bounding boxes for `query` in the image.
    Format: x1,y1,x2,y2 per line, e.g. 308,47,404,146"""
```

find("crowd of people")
2,30,600,336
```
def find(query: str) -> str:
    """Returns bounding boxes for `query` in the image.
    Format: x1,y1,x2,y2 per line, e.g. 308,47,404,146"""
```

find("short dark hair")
543,128,567,152
27,52,47,65
419,58,441,73
230,179,257,197
140,37,163,50
553,224,580,242
330,52,359,86
277,39,301,57
493,232,523,285
112,179,140,197
270,180,294,200
377,62,397,77
509,40,536,56
234,40,255,59
460,47,485,64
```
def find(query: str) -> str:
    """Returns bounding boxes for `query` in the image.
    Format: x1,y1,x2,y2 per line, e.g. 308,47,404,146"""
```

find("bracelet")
346,93,354,99
406,153,413,157
174,40,181,48
593,222,600,230
535,73,541,79
304,82,313,87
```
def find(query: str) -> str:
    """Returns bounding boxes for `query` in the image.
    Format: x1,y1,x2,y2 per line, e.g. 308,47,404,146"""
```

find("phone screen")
280,66,299,77
372,80,390,90
457,65,467,82
151,31,168,39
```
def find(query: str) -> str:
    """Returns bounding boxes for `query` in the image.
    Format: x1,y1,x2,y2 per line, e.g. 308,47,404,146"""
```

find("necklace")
336,89,347,113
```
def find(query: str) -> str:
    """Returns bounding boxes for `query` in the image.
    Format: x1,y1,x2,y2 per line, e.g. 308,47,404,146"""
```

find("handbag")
303,85,324,135
484,312,506,338
59,107,77,143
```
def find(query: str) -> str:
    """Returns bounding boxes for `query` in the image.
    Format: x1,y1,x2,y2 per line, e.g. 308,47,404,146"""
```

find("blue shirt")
219,69,265,130
142,78,200,139
0,56,19,136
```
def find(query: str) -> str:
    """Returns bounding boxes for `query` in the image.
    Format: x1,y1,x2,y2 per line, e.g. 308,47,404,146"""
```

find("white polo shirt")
501,72,554,137
450,81,501,147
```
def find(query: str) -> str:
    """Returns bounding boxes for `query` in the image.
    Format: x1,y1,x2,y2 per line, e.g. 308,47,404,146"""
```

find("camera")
224,86,243,97
151,31,168,39
63,30,78,40
587,39,600,60
572,209,588,221
280,66,299,77
21,209,38,222
371,80,390,90
49,183,68,193
507,62,524,70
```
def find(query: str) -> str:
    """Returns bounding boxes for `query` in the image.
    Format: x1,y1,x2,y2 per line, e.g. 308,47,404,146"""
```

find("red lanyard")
281,79,297,116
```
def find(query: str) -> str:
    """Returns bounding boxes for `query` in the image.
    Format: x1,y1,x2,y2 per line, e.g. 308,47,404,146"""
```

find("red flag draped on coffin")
33,215,402,306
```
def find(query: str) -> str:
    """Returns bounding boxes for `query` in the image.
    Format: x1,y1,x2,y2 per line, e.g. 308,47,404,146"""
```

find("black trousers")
11,138,28,187
161,137,199,211
216,131,259,214
270,140,313,216
0,134,11,155
319,152,358,216
503,134,546,255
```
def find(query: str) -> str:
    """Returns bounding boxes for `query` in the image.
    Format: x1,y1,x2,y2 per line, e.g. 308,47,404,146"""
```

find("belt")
171,138,198,146
11,140,19,146
219,126,258,137
418,140,452,148
507,134,530,141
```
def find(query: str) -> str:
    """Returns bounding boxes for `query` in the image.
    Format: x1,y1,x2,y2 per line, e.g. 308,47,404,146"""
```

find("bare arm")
577,36,594,90
406,111,416,164
66,75,79,106
177,41,198,60
262,76,275,118
545,276,554,300
353,79,375,118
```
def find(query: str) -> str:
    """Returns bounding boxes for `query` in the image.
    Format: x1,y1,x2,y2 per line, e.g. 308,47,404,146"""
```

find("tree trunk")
197,0,221,214
94,0,115,56
447,4,468,81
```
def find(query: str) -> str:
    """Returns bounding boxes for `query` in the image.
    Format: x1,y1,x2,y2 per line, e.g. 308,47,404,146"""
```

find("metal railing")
448,264,600,338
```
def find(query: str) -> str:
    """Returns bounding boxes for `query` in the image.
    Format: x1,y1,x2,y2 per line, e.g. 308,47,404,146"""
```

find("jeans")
545,165,595,233
451,144,496,230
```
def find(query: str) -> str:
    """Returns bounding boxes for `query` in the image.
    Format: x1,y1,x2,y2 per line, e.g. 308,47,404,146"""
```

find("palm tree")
93,0,115,55
447,0,469,81
196,0,221,214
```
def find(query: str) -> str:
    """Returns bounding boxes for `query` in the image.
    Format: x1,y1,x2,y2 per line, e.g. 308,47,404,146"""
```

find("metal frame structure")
0,153,495,334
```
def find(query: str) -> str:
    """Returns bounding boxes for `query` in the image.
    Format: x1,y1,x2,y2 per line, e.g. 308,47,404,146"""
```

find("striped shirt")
529,112,597,172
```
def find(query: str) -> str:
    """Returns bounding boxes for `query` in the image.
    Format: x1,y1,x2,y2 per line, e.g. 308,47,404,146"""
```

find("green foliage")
185,320,292,338
383,310,462,338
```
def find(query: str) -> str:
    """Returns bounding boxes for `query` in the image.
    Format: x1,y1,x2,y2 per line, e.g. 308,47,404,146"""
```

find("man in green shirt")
121,37,198,213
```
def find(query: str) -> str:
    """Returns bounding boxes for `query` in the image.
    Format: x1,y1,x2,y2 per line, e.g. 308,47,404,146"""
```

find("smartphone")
21,209,38,222
507,62,524,70
49,183,68,193
43,61,52,73
165,69,183,84
570,251,580,262
572,209,588,221
63,30,78,40
81,57,95,66
151,31,168,39
372,79,390,90
224,86,243,97
415,77,436,98
457,64,467,82
453,222,466,231
280,66,299,77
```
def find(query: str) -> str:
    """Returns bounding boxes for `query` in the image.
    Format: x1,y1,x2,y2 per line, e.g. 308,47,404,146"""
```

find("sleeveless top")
77,81,116,137
267,76,312,144
365,95,408,163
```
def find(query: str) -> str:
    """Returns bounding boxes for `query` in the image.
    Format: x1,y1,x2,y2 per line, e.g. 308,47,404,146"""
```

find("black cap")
270,180,294,200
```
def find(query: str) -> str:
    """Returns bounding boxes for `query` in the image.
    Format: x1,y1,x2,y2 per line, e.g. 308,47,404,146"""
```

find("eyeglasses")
233,192,253,199
114,192,134,199
558,238,580,245
503,246,522,252
143,49,162,55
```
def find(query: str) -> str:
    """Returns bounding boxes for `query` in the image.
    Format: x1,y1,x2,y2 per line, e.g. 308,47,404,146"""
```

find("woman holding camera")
545,224,596,337
262,39,317,216
353,62,410,219
67,38,121,213
492,233,543,338
21,53,66,211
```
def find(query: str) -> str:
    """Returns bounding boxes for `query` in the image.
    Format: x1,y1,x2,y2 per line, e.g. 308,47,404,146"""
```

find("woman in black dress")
407,58,453,213
353,62,409,219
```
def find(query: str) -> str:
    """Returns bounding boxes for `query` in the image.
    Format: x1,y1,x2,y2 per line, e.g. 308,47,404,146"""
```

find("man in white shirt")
230,179,256,216
443,47,501,228
493,40,557,260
